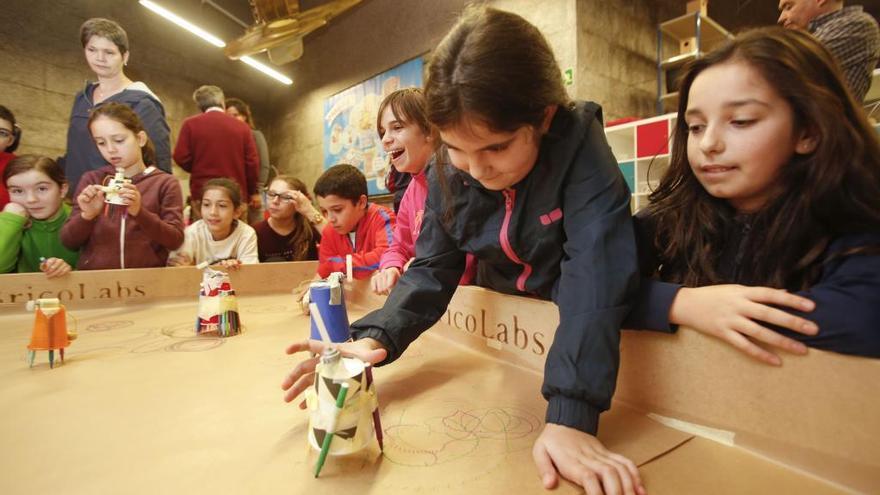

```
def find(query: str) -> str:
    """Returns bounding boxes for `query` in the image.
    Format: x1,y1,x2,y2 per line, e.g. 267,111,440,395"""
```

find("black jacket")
626,210,880,357
351,102,639,434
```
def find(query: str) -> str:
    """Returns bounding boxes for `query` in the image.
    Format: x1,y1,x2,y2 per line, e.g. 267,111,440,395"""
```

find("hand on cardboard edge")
167,252,194,267
669,284,818,366
533,423,644,495
214,258,242,271
281,338,387,409
40,257,72,279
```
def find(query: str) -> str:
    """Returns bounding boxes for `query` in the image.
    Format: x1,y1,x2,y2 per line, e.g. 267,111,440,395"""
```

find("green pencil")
314,381,349,477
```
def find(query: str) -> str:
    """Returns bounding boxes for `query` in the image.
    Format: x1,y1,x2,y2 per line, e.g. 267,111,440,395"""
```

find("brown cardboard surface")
1,270,876,493
640,437,845,494
615,329,880,493
0,288,687,494
425,285,880,493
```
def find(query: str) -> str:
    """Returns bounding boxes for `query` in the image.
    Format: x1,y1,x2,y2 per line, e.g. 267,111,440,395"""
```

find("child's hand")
281,338,387,409
40,257,72,279
215,259,242,270
77,185,105,220
290,191,325,226
167,253,194,267
370,267,401,295
533,423,644,495
669,285,818,366
119,183,142,216
3,202,28,218
290,190,313,213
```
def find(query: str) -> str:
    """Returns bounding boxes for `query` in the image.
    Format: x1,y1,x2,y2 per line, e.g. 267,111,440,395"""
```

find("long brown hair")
271,175,316,260
424,6,569,220
88,102,156,166
648,27,880,289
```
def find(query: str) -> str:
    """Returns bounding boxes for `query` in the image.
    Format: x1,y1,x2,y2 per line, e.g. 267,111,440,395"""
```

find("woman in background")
61,17,171,195
226,97,270,224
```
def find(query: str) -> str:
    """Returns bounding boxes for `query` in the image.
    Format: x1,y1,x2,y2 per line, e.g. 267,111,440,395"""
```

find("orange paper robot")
26,298,76,368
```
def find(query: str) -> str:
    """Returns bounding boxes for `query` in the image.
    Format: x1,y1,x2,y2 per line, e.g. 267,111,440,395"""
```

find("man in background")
778,0,880,102
173,85,260,220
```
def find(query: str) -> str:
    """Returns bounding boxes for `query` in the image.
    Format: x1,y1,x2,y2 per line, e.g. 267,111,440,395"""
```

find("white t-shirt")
170,219,259,265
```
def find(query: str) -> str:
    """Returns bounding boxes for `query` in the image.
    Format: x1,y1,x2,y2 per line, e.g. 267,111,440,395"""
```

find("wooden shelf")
660,51,698,70
656,12,732,115
660,12,731,44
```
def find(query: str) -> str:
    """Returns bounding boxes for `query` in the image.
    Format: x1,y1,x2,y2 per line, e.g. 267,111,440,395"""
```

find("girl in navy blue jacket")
625,27,880,364
283,6,644,495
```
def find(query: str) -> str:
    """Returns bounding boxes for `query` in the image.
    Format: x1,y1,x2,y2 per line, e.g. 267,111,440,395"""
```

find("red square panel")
636,120,669,158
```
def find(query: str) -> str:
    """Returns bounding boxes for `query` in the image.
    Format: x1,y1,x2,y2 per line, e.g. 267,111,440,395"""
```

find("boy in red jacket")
314,164,395,280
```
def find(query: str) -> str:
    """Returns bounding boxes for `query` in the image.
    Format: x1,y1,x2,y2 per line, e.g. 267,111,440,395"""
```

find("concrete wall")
576,0,681,121
0,0,689,191
268,0,685,185
267,0,471,192
0,0,282,168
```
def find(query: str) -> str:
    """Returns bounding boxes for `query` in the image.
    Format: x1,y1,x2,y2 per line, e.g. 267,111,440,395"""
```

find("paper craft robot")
26,298,76,368
98,167,131,206
196,267,242,337
305,274,383,477
306,348,380,461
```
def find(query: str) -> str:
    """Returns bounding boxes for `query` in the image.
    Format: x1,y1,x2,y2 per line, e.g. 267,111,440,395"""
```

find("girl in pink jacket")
371,89,474,294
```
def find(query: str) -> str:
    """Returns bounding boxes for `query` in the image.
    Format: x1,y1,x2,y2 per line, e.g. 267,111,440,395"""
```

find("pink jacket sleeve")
380,182,420,270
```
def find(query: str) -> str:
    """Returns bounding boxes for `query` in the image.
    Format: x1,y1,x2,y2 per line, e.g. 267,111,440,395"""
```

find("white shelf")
605,113,676,212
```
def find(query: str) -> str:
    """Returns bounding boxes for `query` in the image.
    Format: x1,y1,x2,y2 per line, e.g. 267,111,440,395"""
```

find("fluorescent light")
139,1,293,86
139,0,226,48
241,56,293,85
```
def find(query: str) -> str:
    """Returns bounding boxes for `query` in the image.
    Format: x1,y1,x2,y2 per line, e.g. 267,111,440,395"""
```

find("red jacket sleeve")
60,171,100,249
317,225,341,279
134,176,185,250
350,207,395,279
173,120,193,171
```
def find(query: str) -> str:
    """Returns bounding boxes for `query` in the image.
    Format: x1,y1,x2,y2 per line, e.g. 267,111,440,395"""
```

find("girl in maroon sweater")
61,103,184,269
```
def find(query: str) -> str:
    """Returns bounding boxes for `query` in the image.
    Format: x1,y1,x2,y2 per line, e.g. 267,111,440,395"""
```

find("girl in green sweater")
0,155,79,277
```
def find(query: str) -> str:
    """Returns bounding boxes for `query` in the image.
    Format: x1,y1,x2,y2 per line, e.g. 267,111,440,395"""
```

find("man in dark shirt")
778,0,880,101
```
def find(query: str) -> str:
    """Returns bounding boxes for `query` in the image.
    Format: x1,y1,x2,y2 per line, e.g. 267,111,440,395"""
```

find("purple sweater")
61,166,184,269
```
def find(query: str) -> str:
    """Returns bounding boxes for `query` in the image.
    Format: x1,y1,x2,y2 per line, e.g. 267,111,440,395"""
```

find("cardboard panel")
430,285,880,492
0,262,318,311
0,291,683,494
2,270,876,492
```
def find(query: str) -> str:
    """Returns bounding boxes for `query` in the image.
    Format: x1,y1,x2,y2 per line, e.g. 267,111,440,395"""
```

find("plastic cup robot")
196,267,242,337
25,298,76,368
305,272,383,477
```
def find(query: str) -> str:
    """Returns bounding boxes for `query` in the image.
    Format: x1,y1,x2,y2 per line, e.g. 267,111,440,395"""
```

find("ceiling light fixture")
139,0,292,86
241,56,294,85
139,0,226,47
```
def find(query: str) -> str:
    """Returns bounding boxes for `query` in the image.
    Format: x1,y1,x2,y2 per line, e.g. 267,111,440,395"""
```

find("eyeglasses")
267,191,296,203
0,129,13,139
